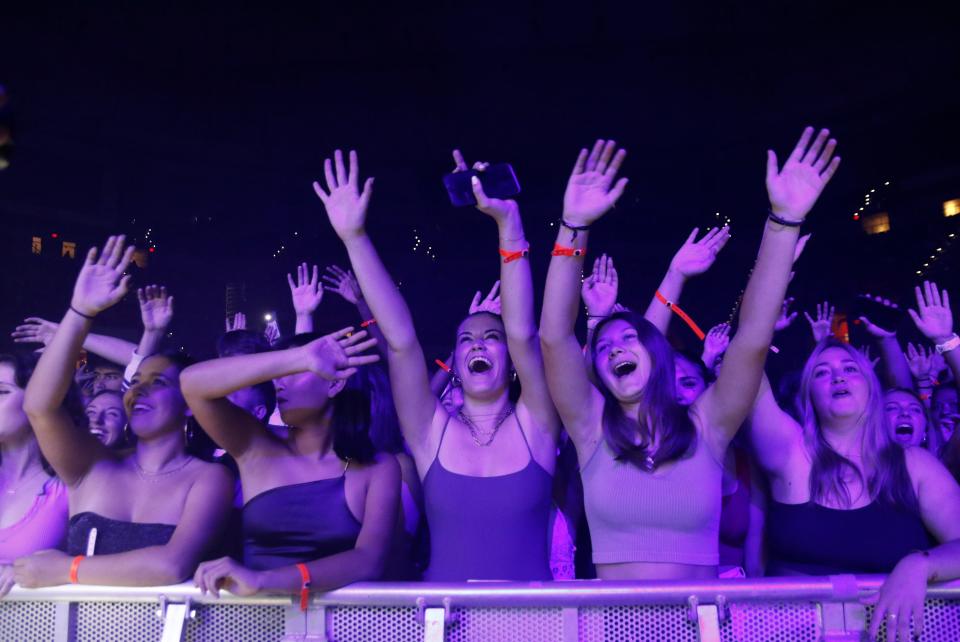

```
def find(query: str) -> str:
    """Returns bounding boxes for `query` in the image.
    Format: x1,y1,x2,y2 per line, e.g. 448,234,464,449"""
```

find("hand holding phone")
443,149,520,207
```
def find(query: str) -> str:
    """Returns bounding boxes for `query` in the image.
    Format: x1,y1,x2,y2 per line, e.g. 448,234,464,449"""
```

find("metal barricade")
3,576,960,641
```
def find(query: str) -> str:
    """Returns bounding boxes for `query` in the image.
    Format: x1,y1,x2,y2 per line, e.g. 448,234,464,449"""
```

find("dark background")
1,3,958,367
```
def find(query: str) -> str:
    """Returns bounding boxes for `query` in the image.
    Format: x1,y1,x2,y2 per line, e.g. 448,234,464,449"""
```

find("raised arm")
540,140,628,443
910,281,960,385
858,298,913,389
461,150,559,436
287,262,324,335
313,150,439,455
644,226,731,335
13,318,137,366
23,236,135,485
182,328,379,458
582,255,619,349
135,285,173,360
322,265,389,361
696,127,840,445
15,464,234,587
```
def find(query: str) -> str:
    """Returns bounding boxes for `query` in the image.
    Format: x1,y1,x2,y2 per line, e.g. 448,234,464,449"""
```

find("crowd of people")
1,128,958,640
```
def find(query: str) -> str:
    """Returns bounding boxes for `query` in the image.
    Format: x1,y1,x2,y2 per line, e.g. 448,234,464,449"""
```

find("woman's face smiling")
593,319,652,403
123,356,189,440
454,314,510,400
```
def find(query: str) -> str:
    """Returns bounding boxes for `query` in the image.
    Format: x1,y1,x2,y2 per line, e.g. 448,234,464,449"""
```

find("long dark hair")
590,312,697,469
277,334,376,464
798,339,919,512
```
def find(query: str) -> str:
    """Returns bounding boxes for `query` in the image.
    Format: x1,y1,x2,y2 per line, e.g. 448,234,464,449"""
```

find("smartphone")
847,295,903,335
443,163,521,207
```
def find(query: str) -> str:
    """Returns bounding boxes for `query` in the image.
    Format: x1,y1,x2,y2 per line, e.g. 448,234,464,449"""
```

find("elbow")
178,366,202,398
354,547,388,583
158,556,194,586
22,394,54,422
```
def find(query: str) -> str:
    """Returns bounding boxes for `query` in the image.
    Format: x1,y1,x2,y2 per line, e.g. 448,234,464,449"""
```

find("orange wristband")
655,290,706,341
360,318,377,328
296,563,311,611
551,243,586,257
69,555,84,584
435,359,452,374
498,246,530,263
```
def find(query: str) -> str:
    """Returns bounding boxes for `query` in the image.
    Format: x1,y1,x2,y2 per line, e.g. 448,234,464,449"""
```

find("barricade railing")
4,576,960,641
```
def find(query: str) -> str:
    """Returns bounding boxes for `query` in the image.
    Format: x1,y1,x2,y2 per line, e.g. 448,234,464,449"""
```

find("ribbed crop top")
580,436,723,566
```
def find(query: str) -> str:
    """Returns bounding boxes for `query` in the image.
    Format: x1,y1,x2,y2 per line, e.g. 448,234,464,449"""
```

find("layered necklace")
458,405,515,447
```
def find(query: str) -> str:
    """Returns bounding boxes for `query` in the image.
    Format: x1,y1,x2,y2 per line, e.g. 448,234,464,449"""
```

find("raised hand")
287,262,323,316
766,127,841,223
581,254,618,318
322,265,363,305
469,281,501,316
70,236,136,317
225,312,246,332
909,281,955,344
300,327,380,380
702,323,731,368
905,342,937,382
858,344,880,370
11,317,59,346
563,139,629,226
858,294,899,338
668,226,731,278
313,149,374,241
775,297,798,332
452,150,520,225
264,319,282,347
804,301,834,342
138,285,174,332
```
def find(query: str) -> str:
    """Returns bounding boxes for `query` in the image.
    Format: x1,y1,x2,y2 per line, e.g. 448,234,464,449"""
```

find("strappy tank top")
581,435,723,566
422,414,553,581
67,512,176,556
242,472,362,571
767,499,934,575
0,477,68,563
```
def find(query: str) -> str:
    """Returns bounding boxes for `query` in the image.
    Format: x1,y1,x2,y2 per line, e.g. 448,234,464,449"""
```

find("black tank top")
242,476,361,571
767,500,933,575
67,512,176,556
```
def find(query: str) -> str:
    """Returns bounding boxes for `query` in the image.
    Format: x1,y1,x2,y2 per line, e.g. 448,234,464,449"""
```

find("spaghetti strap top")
422,414,553,581
0,477,68,563
242,470,362,571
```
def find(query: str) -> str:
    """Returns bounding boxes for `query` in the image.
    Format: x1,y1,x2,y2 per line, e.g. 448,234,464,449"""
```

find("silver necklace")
458,405,515,447
133,455,193,481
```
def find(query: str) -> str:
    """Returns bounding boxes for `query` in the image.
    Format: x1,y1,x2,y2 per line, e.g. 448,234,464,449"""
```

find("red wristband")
435,359,452,374
552,243,586,257
296,563,311,611
498,246,530,263
360,318,377,328
655,290,706,341
69,555,84,584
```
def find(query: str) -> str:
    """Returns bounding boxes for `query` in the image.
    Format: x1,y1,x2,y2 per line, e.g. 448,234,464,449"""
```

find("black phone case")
443,164,521,207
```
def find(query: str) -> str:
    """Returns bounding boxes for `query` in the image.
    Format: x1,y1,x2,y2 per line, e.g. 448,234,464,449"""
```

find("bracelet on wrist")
935,334,960,355
499,245,530,263
767,209,804,228
559,219,591,240
69,306,96,320
552,243,586,257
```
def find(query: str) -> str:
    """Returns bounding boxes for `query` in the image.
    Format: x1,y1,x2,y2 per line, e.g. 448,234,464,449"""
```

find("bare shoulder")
188,458,235,489
903,446,954,484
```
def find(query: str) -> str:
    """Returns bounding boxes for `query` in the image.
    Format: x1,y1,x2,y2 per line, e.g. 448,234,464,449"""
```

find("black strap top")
241,476,362,571
766,499,934,575
67,512,176,556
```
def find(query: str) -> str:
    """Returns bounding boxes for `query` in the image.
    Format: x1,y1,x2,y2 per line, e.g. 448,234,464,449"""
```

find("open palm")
766,127,841,222
313,149,374,241
71,236,135,317
563,139,629,226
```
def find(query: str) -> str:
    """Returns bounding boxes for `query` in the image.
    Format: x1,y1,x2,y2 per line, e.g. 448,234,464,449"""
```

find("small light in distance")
264,313,273,322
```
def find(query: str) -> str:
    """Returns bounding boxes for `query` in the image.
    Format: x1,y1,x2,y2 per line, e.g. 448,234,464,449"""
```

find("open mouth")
131,402,152,415
831,389,851,399
468,355,493,374
612,360,638,378
895,422,914,437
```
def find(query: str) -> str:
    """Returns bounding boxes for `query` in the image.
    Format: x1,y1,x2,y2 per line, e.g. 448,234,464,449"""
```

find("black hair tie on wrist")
767,209,803,228
69,306,95,320
560,219,591,240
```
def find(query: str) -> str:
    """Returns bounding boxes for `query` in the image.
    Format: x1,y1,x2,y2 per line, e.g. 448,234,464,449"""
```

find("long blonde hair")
797,339,918,512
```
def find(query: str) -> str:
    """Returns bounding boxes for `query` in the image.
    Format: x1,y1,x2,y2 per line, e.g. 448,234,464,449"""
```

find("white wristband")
936,334,960,355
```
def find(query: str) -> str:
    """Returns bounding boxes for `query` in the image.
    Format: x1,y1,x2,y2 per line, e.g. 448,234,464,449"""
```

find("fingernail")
471,176,480,186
